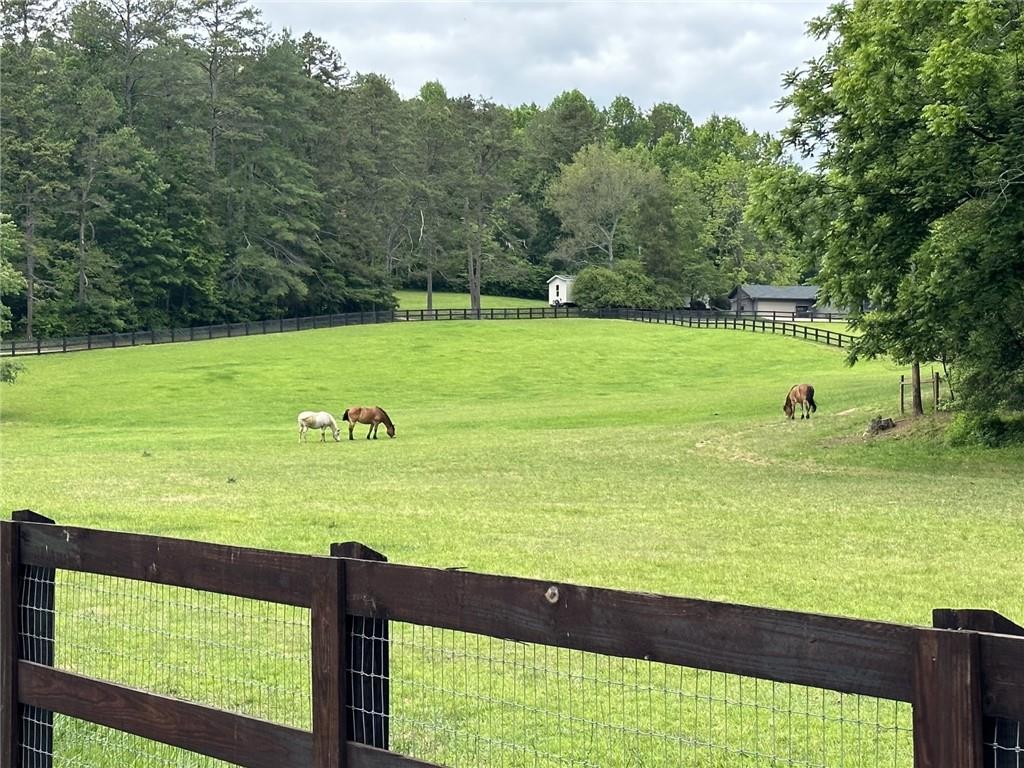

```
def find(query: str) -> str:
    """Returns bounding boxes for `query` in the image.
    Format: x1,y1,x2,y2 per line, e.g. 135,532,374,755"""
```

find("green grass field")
2,319,1022,622
394,289,546,310
2,319,1021,765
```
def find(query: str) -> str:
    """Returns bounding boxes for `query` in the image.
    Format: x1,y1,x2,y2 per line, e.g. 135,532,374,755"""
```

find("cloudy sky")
252,1,830,137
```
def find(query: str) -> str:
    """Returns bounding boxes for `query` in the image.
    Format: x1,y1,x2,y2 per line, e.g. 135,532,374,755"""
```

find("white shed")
547,274,576,306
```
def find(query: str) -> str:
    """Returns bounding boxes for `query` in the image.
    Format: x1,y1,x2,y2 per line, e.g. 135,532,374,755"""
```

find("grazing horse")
298,411,341,442
341,406,395,440
783,384,817,420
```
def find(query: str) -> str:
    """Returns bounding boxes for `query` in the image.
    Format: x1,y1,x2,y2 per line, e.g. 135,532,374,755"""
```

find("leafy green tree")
0,214,27,336
604,96,647,149
780,0,1024,423
572,260,660,309
1,14,71,339
217,34,322,317
188,0,266,171
547,144,663,267
645,102,693,148
452,97,521,313
404,82,466,309
518,90,605,263
298,31,348,89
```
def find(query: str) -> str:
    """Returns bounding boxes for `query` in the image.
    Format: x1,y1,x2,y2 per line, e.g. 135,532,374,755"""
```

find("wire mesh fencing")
16,565,312,767
348,620,915,768
22,709,236,768
988,718,1024,768
10,527,1019,768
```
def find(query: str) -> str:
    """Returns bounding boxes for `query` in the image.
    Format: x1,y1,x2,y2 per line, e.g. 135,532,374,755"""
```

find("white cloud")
253,0,830,134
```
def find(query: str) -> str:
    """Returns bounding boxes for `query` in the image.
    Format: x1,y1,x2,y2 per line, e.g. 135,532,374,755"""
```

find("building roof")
730,284,819,301
546,274,576,284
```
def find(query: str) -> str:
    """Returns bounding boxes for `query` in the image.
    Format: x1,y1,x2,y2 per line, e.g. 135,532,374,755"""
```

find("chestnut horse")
783,384,817,420
298,411,341,442
342,406,395,440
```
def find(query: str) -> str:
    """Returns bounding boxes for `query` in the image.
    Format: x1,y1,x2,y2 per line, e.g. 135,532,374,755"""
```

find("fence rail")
0,307,854,357
1,513,1021,767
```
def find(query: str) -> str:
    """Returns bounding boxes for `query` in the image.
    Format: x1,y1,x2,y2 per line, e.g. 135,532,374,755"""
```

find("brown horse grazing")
341,406,395,440
783,384,817,420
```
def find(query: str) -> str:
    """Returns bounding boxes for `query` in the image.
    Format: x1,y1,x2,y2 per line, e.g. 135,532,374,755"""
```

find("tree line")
4,0,1020,437
0,0,811,341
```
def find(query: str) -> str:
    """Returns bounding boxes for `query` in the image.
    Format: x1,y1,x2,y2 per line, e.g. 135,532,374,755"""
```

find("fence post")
1,518,18,767
933,609,1024,767
61,337,66,353
3,511,56,768
311,557,346,768
331,542,389,750
912,627,984,767
900,375,906,416
933,371,940,411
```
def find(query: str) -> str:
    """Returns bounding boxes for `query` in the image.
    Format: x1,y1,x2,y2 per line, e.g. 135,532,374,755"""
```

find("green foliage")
0,360,26,384
573,260,671,308
780,0,1024,422
0,0,810,336
546,144,661,267
946,412,1024,448
0,215,27,335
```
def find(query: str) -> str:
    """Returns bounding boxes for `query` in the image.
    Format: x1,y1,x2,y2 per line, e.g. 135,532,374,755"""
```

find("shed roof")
546,274,576,284
730,284,819,301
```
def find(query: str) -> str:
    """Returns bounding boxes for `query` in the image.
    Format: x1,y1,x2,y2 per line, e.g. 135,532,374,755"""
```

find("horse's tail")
807,386,817,413
341,409,349,422
377,407,393,427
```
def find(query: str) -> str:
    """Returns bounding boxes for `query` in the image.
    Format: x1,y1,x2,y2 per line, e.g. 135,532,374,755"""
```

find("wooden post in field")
900,375,906,415
932,371,940,411
912,628,983,768
331,542,389,750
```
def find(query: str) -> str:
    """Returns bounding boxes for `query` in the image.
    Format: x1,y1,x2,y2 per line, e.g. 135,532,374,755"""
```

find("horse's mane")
377,407,393,427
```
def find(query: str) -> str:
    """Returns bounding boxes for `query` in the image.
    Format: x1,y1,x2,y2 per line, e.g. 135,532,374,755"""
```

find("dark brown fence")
3,512,1016,767
0,307,854,357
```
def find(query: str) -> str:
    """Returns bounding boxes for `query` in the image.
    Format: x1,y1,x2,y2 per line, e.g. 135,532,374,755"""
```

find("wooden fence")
1,511,1022,767
900,371,945,415
0,307,854,357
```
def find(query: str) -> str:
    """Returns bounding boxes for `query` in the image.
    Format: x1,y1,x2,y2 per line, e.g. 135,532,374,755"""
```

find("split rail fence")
0,307,854,357
2,511,1023,767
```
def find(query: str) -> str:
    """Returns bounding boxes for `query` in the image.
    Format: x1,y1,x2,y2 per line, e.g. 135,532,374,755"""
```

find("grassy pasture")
394,289,546,309
2,319,1022,620
1,319,1022,765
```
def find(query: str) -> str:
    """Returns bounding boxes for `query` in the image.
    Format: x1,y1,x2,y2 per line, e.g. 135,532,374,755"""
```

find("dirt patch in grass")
823,412,951,446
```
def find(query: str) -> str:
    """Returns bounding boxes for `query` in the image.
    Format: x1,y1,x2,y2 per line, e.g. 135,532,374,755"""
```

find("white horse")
297,411,341,443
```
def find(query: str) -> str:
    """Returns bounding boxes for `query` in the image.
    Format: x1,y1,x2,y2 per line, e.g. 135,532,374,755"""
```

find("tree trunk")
23,201,35,340
911,361,924,417
468,245,481,315
426,268,433,311
77,192,88,305
464,198,482,316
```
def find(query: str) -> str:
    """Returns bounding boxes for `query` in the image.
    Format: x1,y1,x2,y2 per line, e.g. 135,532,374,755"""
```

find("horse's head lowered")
783,398,794,419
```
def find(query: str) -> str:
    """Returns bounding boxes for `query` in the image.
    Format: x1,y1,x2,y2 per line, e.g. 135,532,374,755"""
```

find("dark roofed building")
728,284,821,316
